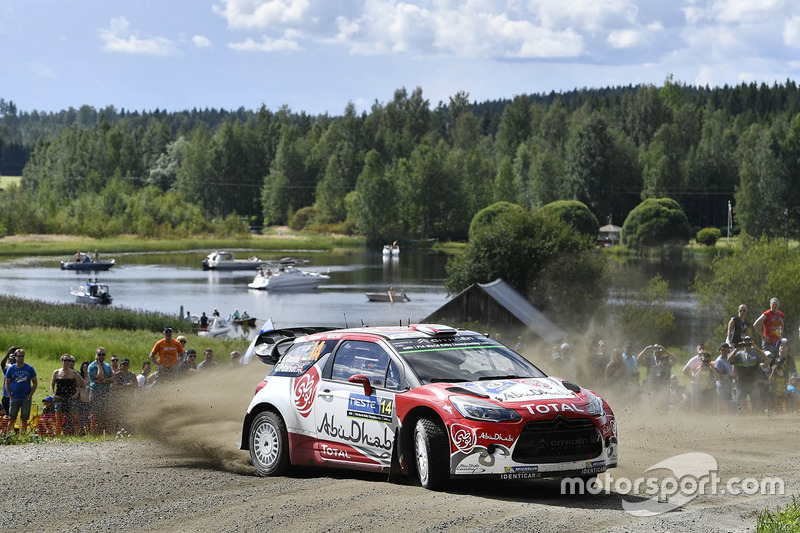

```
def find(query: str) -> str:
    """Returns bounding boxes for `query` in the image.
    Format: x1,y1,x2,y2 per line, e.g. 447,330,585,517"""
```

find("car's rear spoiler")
251,326,339,364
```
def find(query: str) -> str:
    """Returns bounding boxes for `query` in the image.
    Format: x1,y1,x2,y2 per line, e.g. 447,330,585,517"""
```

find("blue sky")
3,0,800,116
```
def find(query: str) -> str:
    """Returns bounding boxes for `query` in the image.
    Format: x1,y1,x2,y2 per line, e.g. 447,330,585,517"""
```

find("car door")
314,339,401,470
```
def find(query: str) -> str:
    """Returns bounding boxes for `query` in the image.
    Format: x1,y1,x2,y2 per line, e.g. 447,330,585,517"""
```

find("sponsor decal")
580,467,606,475
472,380,517,394
316,413,393,450
347,394,393,423
478,431,515,443
521,379,553,389
501,472,542,480
320,443,351,459
454,461,486,474
520,402,587,415
451,424,476,453
294,367,320,418
586,460,605,468
504,465,539,473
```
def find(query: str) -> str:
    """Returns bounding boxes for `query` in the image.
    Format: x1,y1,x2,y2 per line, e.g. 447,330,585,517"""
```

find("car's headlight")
450,395,522,422
584,390,605,416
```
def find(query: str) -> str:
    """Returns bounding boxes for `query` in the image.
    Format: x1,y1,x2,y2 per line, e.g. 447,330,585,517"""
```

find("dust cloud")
123,365,268,474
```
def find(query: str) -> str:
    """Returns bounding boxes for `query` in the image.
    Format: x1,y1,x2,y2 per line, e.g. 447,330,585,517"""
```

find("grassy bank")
0,229,365,257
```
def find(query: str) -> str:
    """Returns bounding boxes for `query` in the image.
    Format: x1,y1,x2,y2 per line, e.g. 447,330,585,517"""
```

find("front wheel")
249,411,290,476
414,418,450,490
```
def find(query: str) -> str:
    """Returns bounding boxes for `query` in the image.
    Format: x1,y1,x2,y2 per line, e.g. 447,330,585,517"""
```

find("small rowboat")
365,290,410,302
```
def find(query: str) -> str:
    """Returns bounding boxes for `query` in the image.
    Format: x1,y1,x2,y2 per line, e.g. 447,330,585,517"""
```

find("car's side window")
331,341,398,389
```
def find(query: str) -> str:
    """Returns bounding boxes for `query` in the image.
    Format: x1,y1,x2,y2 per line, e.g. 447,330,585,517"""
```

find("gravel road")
3,369,798,533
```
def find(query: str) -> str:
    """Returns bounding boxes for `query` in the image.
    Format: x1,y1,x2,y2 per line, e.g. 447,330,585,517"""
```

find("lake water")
0,250,452,332
0,249,710,348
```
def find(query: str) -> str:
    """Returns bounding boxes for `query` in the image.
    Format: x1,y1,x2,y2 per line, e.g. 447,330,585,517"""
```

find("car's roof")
305,324,475,342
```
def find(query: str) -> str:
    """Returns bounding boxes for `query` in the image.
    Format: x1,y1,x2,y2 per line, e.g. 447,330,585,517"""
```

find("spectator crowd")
2,325,243,437
548,296,800,414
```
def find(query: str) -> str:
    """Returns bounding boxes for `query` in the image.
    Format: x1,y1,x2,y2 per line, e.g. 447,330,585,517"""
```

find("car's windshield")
391,335,545,384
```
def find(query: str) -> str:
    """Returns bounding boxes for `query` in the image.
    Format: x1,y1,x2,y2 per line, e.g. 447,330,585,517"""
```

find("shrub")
538,200,600,237
289,206,317,230
696,227,721,246
468,201,525,241
621,198,691,249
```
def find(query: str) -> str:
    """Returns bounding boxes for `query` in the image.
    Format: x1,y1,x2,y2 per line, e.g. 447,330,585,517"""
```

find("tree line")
4,78,800,241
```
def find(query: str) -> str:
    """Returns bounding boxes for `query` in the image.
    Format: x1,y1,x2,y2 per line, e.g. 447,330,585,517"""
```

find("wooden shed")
422,278,565,345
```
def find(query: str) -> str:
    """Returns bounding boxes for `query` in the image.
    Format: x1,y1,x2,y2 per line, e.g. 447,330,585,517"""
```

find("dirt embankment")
3,368,798,533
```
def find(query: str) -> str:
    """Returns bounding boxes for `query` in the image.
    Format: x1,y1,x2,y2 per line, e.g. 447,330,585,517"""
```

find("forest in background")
3,77,800,242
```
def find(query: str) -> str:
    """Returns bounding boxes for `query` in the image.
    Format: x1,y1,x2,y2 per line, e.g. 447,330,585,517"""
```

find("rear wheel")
249,411,290,476
414,418,450,490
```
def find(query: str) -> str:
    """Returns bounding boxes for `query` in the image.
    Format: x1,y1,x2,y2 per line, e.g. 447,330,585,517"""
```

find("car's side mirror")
349,374,373,396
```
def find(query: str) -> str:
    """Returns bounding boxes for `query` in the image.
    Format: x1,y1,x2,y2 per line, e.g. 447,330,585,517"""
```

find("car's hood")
444,377,581,404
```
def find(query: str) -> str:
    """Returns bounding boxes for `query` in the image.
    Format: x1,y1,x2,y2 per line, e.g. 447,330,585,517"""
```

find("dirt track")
3,368,798,533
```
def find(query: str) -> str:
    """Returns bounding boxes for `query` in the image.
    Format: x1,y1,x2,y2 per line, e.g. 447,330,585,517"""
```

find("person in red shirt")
149,326,184,379
754,297,785,351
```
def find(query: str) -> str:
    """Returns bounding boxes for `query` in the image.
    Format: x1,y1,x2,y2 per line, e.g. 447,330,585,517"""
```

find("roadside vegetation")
757,496,800,532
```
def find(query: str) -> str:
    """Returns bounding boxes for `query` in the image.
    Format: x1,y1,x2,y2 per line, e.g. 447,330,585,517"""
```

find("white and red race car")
239,324,618,490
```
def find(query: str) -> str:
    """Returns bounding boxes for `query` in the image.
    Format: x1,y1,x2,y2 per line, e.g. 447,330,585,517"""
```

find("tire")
249,411,290,476
414,418,450,490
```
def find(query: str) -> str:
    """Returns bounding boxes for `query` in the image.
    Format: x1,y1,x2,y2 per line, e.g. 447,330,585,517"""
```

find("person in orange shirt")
149,326,184,379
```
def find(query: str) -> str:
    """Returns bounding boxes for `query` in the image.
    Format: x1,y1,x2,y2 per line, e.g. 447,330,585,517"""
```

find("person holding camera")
731,335,768,414
637,344,679,406
691,346,720,412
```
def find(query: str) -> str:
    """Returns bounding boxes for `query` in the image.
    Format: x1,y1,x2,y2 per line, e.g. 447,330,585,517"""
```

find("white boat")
382,242,400,256
202,251,265,271
248,266,330,291
71,280,112,305
197,316,231,338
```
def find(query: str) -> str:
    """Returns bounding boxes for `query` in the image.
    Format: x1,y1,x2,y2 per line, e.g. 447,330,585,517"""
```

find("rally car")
239,324,617,490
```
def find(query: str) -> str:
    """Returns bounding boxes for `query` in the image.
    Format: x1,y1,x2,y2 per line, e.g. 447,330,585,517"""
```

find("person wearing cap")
38,395,56,436
4,348,38,435
149,326,184,378
753,297,784,351
714,343,736,413
731,335,768,414
114,358,138,390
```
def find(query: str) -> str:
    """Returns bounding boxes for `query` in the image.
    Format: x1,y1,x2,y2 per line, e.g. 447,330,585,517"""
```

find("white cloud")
712,0,786,24
607,22,664,49
213,0,311,29
528,0,639,32
784,16,800,47
97,17,177,56
192,35,212,48
29,62,57,78
228,35,301,52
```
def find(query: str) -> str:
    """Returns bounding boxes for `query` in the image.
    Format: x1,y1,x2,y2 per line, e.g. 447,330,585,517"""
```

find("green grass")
0,231,365,258
757,496,800,532
0,175,21,189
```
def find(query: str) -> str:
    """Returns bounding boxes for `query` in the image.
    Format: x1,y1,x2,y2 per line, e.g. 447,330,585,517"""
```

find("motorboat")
365,289,410,302
381,242,400,256
71,280,112,305
198,316,231,338
202,251,266,271
248,266,329,291
61,253,115,271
